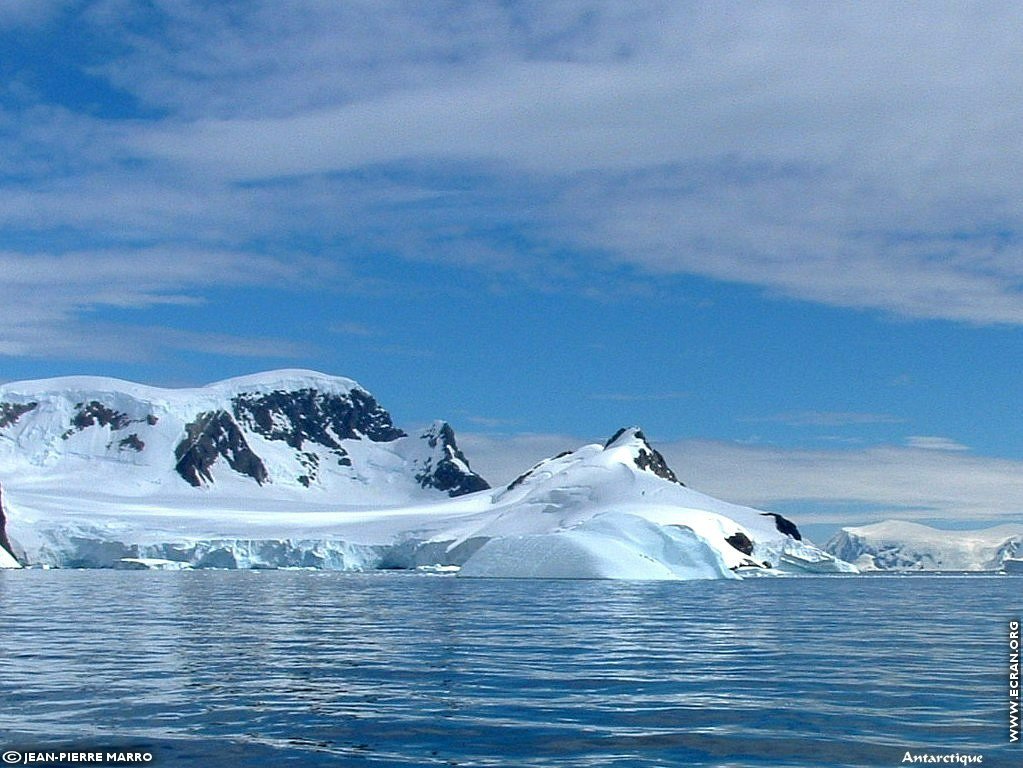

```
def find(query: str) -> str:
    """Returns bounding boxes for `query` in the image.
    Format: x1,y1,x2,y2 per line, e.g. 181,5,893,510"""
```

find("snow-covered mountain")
0,370,852,578
454,427,854,579
826,520,1023,571
0,369,487,501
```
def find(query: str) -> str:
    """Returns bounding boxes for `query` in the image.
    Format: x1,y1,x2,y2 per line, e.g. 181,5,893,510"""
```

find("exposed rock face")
994,538,1022,563
61,401,154,440
761,512,802,541
0,401,37,429
117,434,145,452
232,387,405,448
71,401,132,431
604,427,685,485
0,370,489,503
175,411,269,487
725,531,755,555
229,387,419,489
414,422,491,497
506,451,573,491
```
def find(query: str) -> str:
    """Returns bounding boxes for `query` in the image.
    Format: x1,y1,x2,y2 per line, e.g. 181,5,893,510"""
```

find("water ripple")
0,571,1017,767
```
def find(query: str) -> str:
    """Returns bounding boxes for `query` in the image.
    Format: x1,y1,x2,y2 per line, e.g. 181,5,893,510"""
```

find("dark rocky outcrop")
117,434,145,452
415,422,490,497
62,400,150,440
506,451,573,491
605,427,685,486
0,401,37,429
231,387,393,486
725,531,755,555
761,512,802,541
232,387,405,449
296,451,320,487
175,411,269,487
71,401,132,431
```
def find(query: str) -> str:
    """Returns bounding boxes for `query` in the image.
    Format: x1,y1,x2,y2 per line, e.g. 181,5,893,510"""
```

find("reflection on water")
0,572,1016,767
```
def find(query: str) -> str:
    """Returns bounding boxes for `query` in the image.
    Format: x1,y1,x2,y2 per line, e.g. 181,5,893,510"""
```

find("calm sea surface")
0,571,1018,767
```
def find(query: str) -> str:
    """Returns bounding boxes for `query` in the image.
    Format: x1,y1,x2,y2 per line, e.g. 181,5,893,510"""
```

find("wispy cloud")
664,440,1018,525
461,414,519,429
905,436,971,452
5,2,1023,367
328,322,381,338
0,322,310,364
742,411,906,427
0,0,71,29
589,391,689,402
90,3,1023,324
458,431,590,486
0,247,309,360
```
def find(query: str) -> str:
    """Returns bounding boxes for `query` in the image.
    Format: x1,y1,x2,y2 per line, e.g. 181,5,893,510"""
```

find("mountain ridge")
826,519,1023,571
0,369,850,579
0,369,487,503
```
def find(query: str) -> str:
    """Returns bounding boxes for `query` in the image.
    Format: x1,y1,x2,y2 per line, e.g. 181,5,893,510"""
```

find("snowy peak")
201,369,361,398
603,427,685,485
0,381,855,578
231,385,405,447
0,369,362,414
0,370,487,501
411,421,490,497
501,427,684,497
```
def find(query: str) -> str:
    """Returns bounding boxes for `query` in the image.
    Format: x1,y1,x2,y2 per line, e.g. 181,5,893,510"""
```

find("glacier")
0,370,854,579
826,519,1023,572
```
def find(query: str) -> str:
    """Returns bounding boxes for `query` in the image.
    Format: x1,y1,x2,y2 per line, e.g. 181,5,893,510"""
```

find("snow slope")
0,543,19,568
0,372,851,579
455,428,853,579
826,520,1023,571
0,369,487,505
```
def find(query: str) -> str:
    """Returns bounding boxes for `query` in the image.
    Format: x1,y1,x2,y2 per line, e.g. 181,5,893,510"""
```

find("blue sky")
3,1,1023,540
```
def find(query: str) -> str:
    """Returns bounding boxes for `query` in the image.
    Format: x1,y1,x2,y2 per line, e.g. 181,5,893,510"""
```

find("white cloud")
742,411,905,427
0,322,308,363
0,247,312,361
0,0,74,28
460,415,518,429
93,2,1023,325
665,440,1022,525
328,322,380,338
6,1,1023,365
458,431,591,486
905,436,971,452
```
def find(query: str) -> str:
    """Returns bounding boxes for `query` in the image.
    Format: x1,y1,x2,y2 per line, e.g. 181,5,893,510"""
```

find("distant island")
0,369,853,578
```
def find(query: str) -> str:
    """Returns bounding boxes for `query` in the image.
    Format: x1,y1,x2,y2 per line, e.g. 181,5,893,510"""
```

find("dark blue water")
0,571,1018,767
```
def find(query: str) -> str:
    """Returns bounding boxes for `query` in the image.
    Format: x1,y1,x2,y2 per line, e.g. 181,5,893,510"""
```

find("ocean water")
0,571,1018,767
